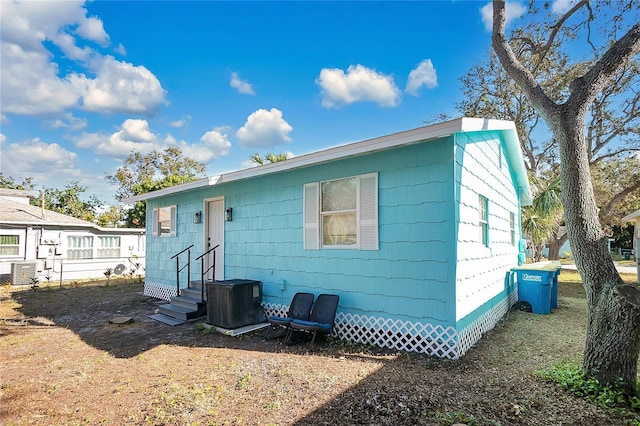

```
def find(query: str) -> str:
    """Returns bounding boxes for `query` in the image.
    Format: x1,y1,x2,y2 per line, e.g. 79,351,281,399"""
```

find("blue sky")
1,1,571,203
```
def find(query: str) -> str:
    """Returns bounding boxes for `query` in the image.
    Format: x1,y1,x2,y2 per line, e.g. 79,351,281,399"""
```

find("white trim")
124,117,531,204
303,183,320,250
622,209,640,222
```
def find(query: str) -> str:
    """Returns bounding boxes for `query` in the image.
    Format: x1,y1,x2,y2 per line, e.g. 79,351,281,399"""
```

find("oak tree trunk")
547,232,568,261
549,110,640,395
491,1,640,394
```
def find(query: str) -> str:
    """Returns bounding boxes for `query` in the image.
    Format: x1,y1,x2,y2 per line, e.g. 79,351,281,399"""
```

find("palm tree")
521,175,563,261
249,152,289,165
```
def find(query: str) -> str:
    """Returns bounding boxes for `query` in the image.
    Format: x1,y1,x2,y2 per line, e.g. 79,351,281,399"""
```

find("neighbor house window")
0,235,19,256
509,212,516,246
67,236,94,259
98,236,121,258
152,206,177,237
304,173,378,250
479,196,489,247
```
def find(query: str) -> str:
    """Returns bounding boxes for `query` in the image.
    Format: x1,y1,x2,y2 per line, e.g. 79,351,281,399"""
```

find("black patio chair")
264,292,314,340
288,293,339,347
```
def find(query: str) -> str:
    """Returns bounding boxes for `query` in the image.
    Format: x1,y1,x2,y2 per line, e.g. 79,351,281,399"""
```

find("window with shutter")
304,173,378,250
153,205,177,237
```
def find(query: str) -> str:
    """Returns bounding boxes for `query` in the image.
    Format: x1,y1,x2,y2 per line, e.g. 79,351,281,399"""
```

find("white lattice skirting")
265,288,518,360
148,280,517,360
145,281,178,301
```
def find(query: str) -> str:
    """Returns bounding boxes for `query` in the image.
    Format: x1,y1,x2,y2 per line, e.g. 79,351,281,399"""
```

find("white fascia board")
94,227,145,234
1,220,144,234
123,176,221,203
622,209,640,222
123,117,527,202
0,220,96,229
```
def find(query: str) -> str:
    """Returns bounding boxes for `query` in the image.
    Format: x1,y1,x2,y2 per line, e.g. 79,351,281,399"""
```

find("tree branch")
599,179,640,222
568,21,640,112
491,1,557,117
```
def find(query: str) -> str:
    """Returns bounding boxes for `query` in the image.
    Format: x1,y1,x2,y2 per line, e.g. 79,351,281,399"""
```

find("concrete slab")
205,322,269,336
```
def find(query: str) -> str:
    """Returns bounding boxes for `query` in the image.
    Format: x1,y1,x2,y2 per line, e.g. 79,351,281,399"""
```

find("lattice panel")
335,313,460,359
456,288,518,358
242,295,514,361
144,281,177,301
262,302,287,319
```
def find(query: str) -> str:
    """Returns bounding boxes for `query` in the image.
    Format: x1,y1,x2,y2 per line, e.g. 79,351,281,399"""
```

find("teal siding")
145,130,522,332
145,137,459,326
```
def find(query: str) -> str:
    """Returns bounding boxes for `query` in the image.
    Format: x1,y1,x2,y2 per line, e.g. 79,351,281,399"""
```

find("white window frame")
67,235,94,260
509,212,516,246
479,195,489,247
0,234,20,256
152,205,177,237
97,236,121,258
304,173,378,250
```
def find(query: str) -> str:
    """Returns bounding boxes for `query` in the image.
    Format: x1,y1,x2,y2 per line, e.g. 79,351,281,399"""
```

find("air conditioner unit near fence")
11,262,37,286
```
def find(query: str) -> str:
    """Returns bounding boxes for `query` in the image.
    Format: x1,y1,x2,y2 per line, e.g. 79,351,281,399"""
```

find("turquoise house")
128,117,532,359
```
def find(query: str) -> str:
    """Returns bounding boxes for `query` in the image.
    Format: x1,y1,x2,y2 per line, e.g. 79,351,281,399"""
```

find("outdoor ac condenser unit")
11,262,37,286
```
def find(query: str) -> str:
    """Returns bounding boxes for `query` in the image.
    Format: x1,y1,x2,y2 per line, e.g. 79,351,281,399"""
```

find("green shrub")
537,361,640,414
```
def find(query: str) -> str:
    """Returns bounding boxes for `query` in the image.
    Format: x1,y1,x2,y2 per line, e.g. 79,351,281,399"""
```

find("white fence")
0,256,145,286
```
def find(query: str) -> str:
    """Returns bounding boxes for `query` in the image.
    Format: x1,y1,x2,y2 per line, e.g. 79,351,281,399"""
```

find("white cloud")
172,127,233,163
77,56,167,115
551,0,579,14
230,72,255,95
75,16,110,46
0,135,115,198
1,115,9,124
120,119,155,142
45,113,88,130
73,119,231,162
200,127,232,157
0,137,79,180
0,133,5,144
170,116,191,128
405,59,438,95
316,64,401,108
114,43,127,55
480,2,526,32
0,1,167,116
74,119,159,157
0,42,82,114
236,108,293,148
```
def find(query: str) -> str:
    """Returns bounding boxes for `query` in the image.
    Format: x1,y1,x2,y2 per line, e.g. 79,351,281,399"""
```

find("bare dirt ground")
1,274,639,425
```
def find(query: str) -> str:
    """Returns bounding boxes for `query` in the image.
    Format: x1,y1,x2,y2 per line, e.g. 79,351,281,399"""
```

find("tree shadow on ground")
4,282,338,358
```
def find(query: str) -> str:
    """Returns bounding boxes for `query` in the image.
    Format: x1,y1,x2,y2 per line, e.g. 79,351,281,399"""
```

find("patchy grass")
1,277,640,425
559,268,638,285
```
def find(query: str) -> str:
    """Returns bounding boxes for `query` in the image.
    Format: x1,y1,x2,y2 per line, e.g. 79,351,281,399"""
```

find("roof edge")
622,209,640,222
123,117,529,203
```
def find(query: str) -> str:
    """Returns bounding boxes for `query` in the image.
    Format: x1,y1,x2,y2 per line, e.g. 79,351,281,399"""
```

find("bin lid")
511,260,561,272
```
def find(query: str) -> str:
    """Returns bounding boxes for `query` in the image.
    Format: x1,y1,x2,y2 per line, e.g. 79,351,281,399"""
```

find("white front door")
206,198,224,281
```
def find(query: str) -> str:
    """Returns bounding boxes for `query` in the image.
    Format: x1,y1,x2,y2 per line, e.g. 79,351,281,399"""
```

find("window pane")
68,236,93,259
158,207,172,235
322,213,357,246
98,236,120,258
510,213,516,246
322,178,356,212
0,235,19,245
0,235,19,256
0,246,19,255
478,196,488,246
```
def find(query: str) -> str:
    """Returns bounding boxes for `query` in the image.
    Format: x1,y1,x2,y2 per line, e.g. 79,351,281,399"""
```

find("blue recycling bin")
551,267,562,309
512,263,559,314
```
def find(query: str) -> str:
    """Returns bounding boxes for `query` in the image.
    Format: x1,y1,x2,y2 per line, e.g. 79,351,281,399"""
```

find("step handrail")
171,244,194,297
196,244,219,302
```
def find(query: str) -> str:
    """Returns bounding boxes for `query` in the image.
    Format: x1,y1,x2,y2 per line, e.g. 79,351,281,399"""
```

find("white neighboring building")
0,189,145,285
622,209,640,278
